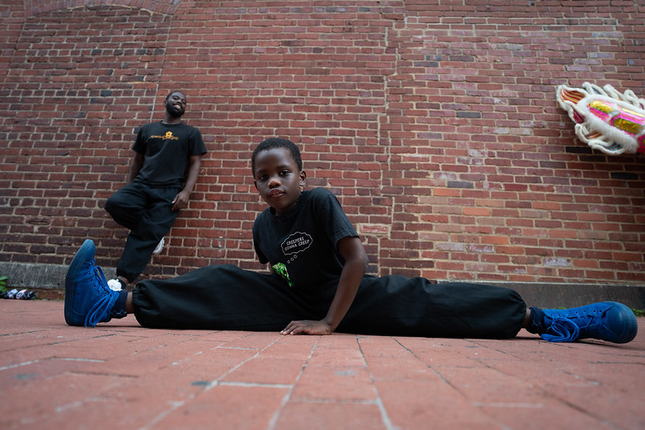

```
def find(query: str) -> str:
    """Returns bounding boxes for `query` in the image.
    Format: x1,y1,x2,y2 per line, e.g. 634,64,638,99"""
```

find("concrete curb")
1,261,643,309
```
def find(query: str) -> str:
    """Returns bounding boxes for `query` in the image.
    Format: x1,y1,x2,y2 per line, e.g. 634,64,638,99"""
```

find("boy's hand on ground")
281,320,332,335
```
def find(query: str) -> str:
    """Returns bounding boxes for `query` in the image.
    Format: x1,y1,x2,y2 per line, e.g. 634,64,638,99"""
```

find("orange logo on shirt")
150,131,179,140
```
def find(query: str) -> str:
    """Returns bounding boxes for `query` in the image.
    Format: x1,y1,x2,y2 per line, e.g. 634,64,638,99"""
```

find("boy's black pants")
132,265,526,339
104,181,180,282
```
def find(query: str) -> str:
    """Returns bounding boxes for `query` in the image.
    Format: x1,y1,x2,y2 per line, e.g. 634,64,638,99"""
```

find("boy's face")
253,147,306,215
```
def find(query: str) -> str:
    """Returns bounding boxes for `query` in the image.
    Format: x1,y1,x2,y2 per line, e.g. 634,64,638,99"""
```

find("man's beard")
166,104,185,117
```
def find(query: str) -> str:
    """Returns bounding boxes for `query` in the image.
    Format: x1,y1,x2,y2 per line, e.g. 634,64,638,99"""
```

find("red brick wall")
1,0,644,285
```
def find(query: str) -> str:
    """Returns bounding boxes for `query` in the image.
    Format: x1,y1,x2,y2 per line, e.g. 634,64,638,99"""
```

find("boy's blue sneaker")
538,302,638,343
64,239,119,327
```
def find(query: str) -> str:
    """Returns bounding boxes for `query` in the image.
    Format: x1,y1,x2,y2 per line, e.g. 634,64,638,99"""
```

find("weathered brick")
0,0,643,286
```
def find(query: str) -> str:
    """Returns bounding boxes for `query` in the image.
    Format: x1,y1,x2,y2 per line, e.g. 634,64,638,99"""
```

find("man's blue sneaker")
539,302,638,343
64,239,119,327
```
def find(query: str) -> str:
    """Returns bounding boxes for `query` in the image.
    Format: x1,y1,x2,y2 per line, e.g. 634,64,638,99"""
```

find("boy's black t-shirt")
252,187,359,289
132,121,207,187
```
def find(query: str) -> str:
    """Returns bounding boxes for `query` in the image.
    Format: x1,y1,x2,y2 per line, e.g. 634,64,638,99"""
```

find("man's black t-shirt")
132,122,207,187
252,188,359,289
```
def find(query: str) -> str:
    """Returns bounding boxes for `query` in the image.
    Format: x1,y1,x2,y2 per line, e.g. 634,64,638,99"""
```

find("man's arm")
281,236,369,335
171,154,202,211
127,153,145,184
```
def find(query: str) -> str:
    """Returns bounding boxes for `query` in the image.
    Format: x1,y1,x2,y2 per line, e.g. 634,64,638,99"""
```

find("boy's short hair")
252,138,303,176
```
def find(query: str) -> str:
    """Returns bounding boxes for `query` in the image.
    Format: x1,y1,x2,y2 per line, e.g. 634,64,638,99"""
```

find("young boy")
65,138,638,344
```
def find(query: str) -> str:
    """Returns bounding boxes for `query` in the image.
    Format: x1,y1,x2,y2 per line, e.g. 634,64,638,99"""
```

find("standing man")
104,91,207,291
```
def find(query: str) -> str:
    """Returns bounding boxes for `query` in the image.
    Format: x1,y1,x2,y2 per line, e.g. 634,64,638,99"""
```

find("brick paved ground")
1,300,644,430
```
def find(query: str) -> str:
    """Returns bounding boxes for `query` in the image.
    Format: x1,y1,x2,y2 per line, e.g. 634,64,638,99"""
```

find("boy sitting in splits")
64,138,638,344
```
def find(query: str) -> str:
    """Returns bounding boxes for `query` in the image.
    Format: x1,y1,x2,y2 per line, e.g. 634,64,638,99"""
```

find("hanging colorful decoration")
556,82,645,155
